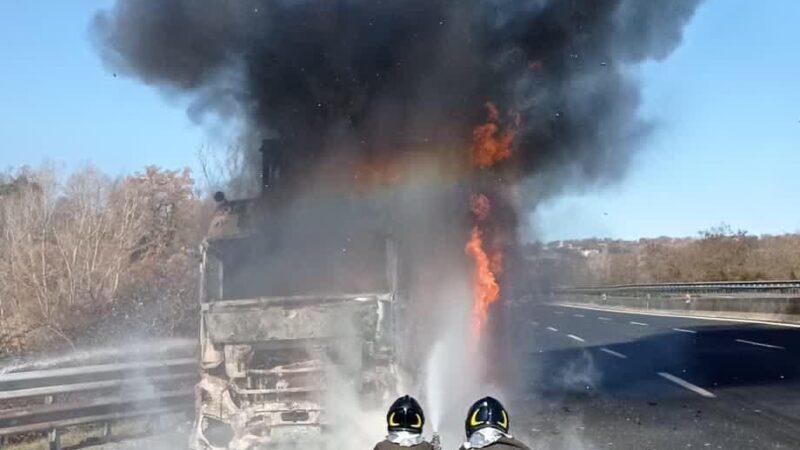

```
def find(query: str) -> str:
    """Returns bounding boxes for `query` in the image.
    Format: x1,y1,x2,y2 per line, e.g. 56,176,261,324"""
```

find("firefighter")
373,395,435,450
459,397,532,450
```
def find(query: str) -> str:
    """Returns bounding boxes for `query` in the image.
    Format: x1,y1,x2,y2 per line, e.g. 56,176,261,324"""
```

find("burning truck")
188,108,526,448
190,142,405,449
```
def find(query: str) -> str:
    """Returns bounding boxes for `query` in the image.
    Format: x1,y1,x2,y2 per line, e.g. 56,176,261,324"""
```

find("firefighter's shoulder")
373,440,435,450
494,435,534,450
457,437,533,450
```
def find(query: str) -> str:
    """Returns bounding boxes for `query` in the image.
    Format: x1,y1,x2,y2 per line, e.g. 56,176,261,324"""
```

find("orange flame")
466,102,515,340
470,102,519,168
465,226,500,339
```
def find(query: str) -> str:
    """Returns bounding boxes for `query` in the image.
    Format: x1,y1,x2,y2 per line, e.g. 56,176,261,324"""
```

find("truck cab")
190,144,401,449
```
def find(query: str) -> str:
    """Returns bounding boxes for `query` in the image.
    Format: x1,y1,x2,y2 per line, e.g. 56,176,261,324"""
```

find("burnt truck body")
191,145,403,449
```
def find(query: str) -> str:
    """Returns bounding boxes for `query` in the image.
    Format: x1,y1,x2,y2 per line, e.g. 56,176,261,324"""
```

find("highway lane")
509,302,800,450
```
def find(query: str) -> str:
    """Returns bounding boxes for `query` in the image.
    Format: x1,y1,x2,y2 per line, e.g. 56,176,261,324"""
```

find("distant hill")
522,226,800,288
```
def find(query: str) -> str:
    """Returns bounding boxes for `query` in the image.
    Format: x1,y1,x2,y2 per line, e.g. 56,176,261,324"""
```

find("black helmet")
387,395,425,433
465,396,509,437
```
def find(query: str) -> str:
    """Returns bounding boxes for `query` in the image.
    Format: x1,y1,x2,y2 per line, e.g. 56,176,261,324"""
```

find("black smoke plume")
92,0,701,197
91,0,703,420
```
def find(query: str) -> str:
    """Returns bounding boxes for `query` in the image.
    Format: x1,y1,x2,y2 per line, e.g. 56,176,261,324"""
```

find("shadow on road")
525,325,800,399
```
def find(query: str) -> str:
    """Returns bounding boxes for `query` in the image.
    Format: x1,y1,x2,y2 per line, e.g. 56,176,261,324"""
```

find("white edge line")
546,326,558,332
555,303,800,329
658,372,716,398
735,339,785,350
566,334,585,342
673,328,697,334
599,348,627,359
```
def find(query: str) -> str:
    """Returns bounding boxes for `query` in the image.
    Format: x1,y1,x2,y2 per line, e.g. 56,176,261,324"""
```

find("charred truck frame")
190,141,402,449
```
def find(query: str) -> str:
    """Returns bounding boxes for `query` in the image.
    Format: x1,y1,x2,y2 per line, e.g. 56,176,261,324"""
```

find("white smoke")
0,338,194,375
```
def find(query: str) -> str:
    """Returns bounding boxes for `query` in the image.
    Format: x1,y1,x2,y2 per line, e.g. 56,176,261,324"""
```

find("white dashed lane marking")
566,334,586,343
598,317,613,321
546,327,559,332
599,348,627,359
735,339,785,350
573,314,585,318
629,321,649,326
673,328,697,334
658,372,716,398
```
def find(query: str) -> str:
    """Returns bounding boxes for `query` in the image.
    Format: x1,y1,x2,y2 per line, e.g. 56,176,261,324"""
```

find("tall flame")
466,102,518,340
465,226,500,338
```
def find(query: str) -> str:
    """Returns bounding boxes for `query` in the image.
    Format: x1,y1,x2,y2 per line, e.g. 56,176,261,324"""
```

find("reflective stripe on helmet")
470,408,483,427
498,409,508,430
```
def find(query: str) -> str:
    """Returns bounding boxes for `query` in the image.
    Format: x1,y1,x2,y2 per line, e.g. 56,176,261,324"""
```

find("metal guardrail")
0,342,197,450
556,280,800,296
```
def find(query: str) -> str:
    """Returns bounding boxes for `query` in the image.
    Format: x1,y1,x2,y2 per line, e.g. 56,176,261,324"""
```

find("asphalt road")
56,302,800,450
509,301,800,450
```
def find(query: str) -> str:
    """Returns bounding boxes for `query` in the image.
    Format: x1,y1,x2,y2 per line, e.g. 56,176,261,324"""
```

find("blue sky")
0,1,204,176
1,1,798,240
532,0,800,240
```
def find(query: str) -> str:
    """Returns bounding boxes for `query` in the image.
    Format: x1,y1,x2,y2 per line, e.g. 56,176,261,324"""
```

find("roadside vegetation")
526,225,800,288
0,165,211,355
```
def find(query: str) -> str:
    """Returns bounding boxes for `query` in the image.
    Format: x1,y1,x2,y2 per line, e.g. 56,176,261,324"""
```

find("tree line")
525,225,800,288
0,165,211,355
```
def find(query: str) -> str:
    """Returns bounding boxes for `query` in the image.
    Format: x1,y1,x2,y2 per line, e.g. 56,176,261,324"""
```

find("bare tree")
0,165,209,354
197,143,255,198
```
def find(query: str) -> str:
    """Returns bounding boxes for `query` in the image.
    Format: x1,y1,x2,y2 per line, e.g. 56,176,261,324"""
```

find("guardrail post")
48,427,61,450
44,394,61,449
102,421,112,443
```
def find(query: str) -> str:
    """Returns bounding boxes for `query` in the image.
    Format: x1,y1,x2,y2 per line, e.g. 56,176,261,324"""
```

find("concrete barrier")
557,294,800,324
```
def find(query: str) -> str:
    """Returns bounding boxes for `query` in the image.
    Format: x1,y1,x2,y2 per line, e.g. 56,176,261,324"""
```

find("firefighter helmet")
465,396,509,437
387,395,425,433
